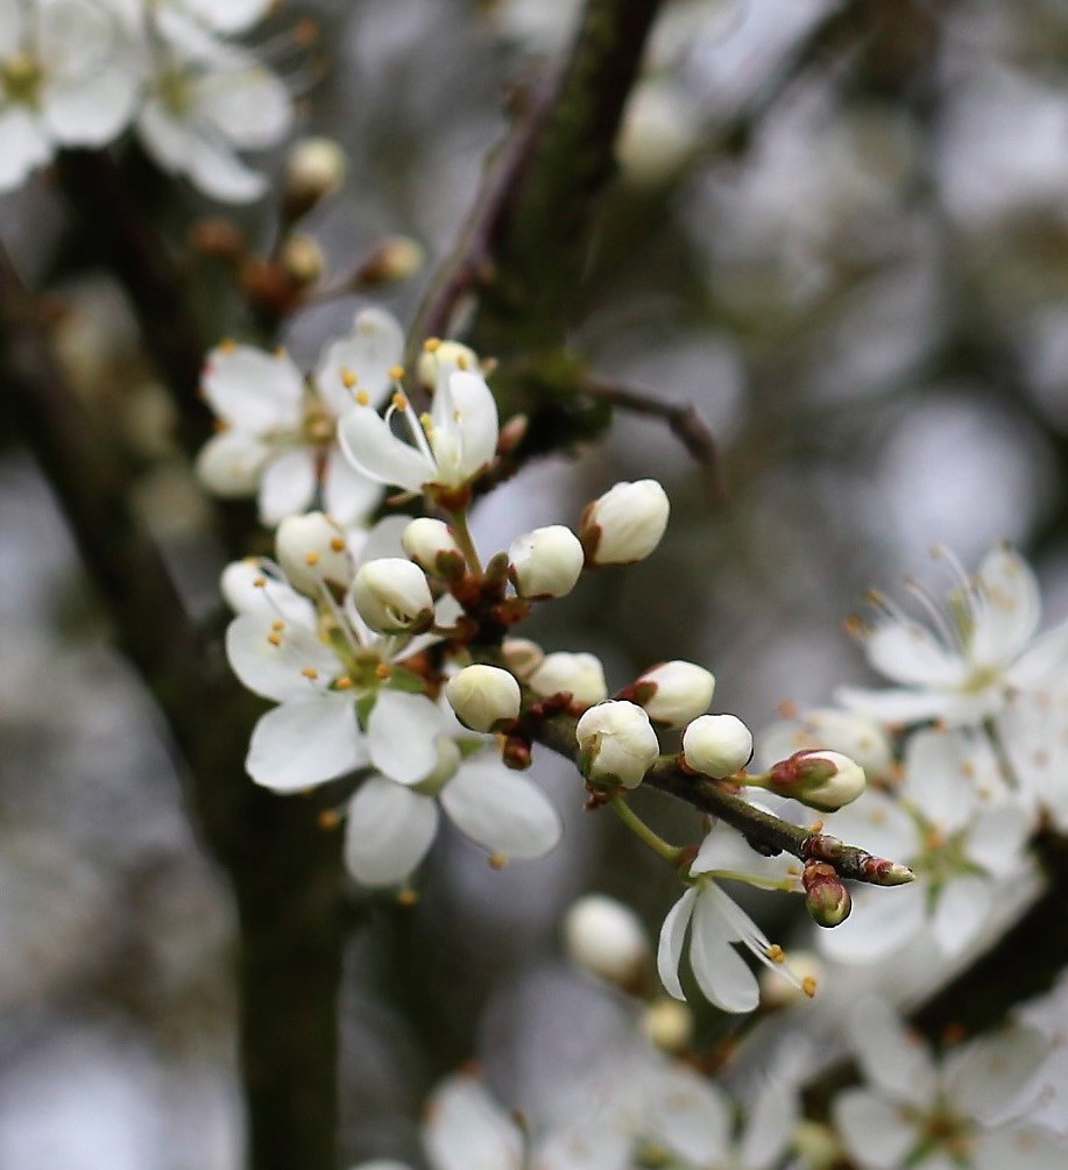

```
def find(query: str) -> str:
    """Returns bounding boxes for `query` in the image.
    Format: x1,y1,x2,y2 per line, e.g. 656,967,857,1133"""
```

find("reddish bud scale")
502,735,533,771
769,750,838,791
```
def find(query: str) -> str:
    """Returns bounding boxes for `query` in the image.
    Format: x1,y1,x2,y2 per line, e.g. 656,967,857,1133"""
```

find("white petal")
321,447,382,527
931,874,993,955
358,515,415,565
450,371,499,481
220,560,315,627
247,693,364,791
180,0,272,33
189,133,268,203
690,820,798,886
315,308,405,416
944,1027,1050,1123
821,789,919,865
195,431,269,497
0,108,52,191
865,619,967,687
739,1079,799,1170
836,683,986,727
0,0,22,56
195,65,292,149
338,405,434,493
225,613,341,702
423,1073,523,1170
202,344,304,434
440,758,561,859
367,690,447,784
1008,621,1068,690
647,1064,731,1166
900,727,977,833
818,882,928,965
965,803,1033,876
137,99,192,173
832,1089,916,1170
344,777,438,887
258,449,318,526
689,888,760,1013
973,1127,1068,1170
972,546,1042,669
849,997,938,1107
656,887,697,1001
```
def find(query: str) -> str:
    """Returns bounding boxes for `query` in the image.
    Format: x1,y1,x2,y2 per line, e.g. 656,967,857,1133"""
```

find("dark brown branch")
0,250,342,1170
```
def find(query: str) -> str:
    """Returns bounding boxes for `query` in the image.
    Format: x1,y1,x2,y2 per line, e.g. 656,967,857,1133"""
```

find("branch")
0,249,342,1170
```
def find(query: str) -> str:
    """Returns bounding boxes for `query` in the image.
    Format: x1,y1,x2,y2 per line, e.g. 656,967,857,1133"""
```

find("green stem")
450,509,484,575
610,796,684,865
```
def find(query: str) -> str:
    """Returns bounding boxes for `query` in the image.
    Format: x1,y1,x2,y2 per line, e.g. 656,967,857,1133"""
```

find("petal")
865,619,967,688
344,777,438,887
189,134,268,203
258,449,318,526
225,613,341,702
817,882,928,965
1008,621,1068,690
321,447,383,527
972,546,1042,669
648,1064,731,1166
440,757,561,860
202,345,304,434
337,405,434,493
423,1073,523,1170
315,308,405,416
220,560,316,627
656,887,697,1000
137,99,192,173
973,1127,1068,1170
247,693,365,791
180,0,272,34
450,371,500,481
195,431,270,497
931,874,993,955
367,690,447,784
689,888,760,1013
43,68,140,146
0,108,51,191
739,1079,799,1170
195,64,292,149
690,820,798,886
849,997,938,1107
821,789,919,865
832,1089,916,1170
0,0,22,57
356,514,414,566
944,1027,1049,1123
836,684,985,727
965,803,1033,876
900,728,977,833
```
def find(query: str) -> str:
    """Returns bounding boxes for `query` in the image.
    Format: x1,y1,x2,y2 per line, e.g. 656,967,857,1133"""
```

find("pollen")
305,551,320,566
392,391,409,411
267,633,282,647
802,976,818,998
271,620,286,631
375,663,391,680
329,537,346,552
389,364,405,381
488,852,508,870
767,944,785,964
302,667,319,680
423,337,441,352
355,390,370,406
341,367,357,388
335,676,353,690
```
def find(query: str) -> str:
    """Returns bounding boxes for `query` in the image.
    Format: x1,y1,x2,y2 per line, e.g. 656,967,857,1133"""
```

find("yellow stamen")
341,368,357,388
355,390,370,406
302,667,319,680
253,577,267,589
389,364,405,381
305,551,320,566
271,620,285,631
802,976,818,998
488,852,508,870
392,391,409,411
329,537,345,552
397,888,419,906
767,944,785,964
335,676,353,690
275,345,288,359
218,338,237,353
456,354,469,370
375,663,391,680
318,809,341,830
423,337,441,353
267,633,282,647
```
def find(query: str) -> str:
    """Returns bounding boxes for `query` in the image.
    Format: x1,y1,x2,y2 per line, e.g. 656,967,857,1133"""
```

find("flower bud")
640,998,694,1054
563,894,649,985
280,233,325,286
580,479,669,565
402,518,464,577
635,660,715,727
759,949,824,1009
502,637,544,679
417,339,479,391
768,750,866,812
576,701,659,789
445,664,521,732
759,707,892,779
508,525,585,599
803,862,852,928
284,136,346,216
276,512,354,594
682,714,753,778
529,652,607,707
352,558,433,633
357,236,425,285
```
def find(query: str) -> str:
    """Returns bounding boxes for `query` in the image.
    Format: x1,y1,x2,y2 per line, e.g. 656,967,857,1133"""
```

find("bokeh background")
4,0,1068,1164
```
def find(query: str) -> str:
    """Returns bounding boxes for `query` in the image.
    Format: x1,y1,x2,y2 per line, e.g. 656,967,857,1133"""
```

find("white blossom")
635,660,715,728
837,544,1068,728
581,479,670,566
657,821,809,1013
0,0,143,192
422,1072,524,1170
682,713,754,778
445,664,521,733
563,894,649,985
576,701,660,789
195,309,402,525
508,525,585,599
528,651,607,707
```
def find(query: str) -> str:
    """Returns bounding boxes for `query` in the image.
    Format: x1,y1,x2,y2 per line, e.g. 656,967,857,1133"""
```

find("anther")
341,368,357,388
375,663,391,680
392,391,409,411
802,976,818,998
767,944,785,964
488,852,508,870
271,619,286,631
219,338,237,353
335,676,353,690
305,551,320,566
423,337,441,352
302,667,319,680
329,537,345,552
275,345,288,359
267,633,282,647
389,364,405,381
254,577,267,588
355,390,370,406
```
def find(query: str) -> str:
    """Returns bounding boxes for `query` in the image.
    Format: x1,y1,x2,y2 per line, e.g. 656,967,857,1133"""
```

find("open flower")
223,515,449,790
657,821,810,1013
817,727,1032,963
0,0,142,192
838,545,1068,728
196,308,402,524
834,999,1055,1170
338,365,499,501
137,6,291,201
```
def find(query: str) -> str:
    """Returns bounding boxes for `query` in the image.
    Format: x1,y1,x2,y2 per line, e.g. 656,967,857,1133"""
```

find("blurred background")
4,0,1068,1164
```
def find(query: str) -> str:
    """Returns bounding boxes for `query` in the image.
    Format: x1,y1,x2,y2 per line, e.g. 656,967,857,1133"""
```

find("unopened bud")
759,949,824,1009
358,236,425,285
768,750,866,812
640,998,694,1054
417,339,479,392
402,518,464,577
445,664,521,732
758,707,892,778
509,525,585,599
276,512,354,594
280,233,325,286
580,479,669,566
576,701,660,789
803,863,852,927
682,714,753,778
635,660,715,728
285,137,346,217
502,637,544,679
352,558,433,633
529,651,607,707
563,894,649,985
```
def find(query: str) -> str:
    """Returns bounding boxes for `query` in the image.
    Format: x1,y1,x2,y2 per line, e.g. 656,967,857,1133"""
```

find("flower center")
2,53,43,106
157,69,193,116
303,403,335,446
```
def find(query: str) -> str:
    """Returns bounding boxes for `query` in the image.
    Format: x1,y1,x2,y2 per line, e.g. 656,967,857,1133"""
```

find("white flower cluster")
0,0,293,200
